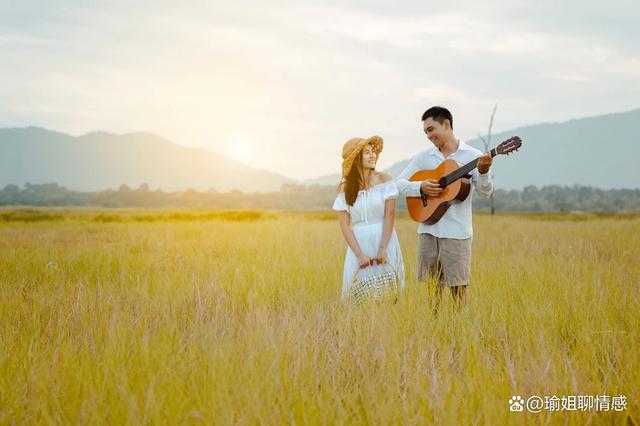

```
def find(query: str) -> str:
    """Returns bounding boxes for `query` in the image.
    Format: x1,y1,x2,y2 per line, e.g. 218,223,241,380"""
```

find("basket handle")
359,257,387,269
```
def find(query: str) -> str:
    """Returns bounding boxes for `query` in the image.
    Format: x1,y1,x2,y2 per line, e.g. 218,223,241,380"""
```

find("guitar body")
407,159,471,224
404,136,522,224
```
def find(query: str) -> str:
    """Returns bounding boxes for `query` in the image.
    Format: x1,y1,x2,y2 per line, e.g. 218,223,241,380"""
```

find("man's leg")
418,233,441,283
417,233,443,313
439,237,472,305
450,285,467,304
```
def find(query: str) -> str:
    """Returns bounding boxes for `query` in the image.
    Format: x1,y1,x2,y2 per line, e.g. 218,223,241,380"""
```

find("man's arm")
396,154,425,197
472,153,493,198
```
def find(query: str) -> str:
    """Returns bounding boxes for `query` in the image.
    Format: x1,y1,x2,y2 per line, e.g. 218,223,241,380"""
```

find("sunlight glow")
224,134,254,163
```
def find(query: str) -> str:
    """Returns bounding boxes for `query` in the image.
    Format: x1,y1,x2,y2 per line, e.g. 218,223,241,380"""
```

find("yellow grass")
0,210,638,424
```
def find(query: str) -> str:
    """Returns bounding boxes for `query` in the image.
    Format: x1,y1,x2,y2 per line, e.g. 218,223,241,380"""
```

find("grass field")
0,209,638,425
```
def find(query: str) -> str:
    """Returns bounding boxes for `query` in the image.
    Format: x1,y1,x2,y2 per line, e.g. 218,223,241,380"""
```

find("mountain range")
1,108,638,192
305,108,640,189
0,128,293,192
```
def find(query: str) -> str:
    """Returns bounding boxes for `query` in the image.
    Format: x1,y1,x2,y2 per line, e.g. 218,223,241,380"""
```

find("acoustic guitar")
406,136,522,224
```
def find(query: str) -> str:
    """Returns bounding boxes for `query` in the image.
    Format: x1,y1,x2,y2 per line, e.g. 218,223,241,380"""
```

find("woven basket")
348,258,399,306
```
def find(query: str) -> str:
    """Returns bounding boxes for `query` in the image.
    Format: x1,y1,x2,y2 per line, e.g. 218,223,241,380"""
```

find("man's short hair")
421,106,453,129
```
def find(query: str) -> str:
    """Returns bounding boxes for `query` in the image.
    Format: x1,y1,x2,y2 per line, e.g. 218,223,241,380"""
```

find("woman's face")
361,144,377,170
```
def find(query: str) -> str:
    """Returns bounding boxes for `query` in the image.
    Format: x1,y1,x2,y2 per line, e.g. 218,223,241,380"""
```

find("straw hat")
341,135,384,178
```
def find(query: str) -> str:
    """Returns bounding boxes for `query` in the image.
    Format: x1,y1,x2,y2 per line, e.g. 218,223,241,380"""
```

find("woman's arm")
376,198,396,260
338,211,371,267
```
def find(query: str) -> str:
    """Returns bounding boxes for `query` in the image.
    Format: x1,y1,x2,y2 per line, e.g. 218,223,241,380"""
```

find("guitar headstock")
495,136,522,155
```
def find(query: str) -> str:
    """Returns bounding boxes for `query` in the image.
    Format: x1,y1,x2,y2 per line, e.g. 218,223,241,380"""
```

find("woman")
333,135,405,302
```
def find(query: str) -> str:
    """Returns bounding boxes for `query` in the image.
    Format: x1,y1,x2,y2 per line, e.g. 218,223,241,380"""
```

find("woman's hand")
356,254,372,268
375,247,387,262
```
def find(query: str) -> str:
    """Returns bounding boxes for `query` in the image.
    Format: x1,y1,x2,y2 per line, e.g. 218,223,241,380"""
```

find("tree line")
1,183,639,212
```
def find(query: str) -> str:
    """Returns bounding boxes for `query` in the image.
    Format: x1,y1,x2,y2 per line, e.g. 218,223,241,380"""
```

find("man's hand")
477,154,492,174
420,179,443,197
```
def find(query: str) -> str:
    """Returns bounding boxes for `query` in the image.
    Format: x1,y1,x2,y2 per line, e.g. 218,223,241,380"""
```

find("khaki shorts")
418,233,472,287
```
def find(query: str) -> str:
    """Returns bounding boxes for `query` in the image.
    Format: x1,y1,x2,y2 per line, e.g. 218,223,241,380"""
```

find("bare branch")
487,103,497,147
478,133,488,150
484,104,498,215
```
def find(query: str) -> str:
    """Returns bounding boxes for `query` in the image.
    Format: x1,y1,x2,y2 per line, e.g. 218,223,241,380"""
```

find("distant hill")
0,127,294,192
305,109,640,189
3,109,638,192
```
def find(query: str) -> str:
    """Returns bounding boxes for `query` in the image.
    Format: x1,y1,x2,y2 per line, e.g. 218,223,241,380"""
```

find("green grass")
0,210,638,424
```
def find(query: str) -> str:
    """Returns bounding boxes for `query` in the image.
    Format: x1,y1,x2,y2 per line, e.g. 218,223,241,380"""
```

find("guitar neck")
440,147,497,187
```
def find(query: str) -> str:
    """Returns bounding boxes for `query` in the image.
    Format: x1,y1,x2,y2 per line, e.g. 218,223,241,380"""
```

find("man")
397,106,493,303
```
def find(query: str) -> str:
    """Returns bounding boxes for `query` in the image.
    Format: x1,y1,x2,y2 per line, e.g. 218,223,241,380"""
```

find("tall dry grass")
0,210,638,424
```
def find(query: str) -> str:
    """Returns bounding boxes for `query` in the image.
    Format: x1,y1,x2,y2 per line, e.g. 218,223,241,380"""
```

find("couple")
333,106,494,303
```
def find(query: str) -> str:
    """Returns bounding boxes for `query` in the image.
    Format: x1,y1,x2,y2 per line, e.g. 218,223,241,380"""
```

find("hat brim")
341,136,384,178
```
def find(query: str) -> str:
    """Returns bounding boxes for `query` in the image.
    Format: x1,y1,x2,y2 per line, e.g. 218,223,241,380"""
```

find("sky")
1,0,639,180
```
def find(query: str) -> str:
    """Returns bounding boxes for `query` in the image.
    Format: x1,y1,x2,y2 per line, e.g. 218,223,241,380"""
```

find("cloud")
0,0,638,179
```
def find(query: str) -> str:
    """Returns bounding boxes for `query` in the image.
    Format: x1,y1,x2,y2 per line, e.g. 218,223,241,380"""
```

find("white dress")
333,180,405,301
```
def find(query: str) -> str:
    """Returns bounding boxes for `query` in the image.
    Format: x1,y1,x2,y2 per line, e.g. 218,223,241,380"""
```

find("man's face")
423,117,450,148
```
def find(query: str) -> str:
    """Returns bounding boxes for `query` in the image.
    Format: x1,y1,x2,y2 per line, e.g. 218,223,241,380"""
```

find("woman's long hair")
339,149,365,206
